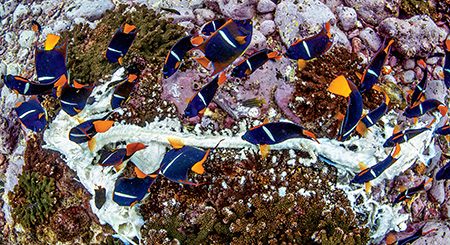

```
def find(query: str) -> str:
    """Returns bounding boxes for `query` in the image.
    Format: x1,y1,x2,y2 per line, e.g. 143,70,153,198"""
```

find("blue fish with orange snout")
69,113,115,151
3,75,53,95
435,122,450,144
15,97,47,133
351,144,401,193
285,21,332,68
395,225,437,245
201,18,227,36
393,178,432,204
194,19,253,76
35,34,68,86
242,120,319,158
231,49,282,78
113,176,155,206
59,80,94,116
163,35,197,79
98,142,147,171
327,75,363,141
159,137,214,186
356,85,390,136
358,39,394,93
383,123,432,148
111,73,139,109
403,99,447,120
410,67,428,107
184,73,226,118
106,23,137,65
444,36,450,89
436,161,450,181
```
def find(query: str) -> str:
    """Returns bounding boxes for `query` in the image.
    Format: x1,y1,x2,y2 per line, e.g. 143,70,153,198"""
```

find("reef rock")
378,15,447,57
424,79,447,102
359,27,382,51
414,222,450,244
275,0,335,46
215,0,257,20
259,20,276,36
344,0,400,26
65,0,115,22
257,0,277,14
18,30,36,48
336,6,357,31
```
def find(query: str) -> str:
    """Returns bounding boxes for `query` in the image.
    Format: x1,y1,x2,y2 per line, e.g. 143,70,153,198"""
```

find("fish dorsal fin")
122,23,136,34
358,162,368,171
393,125,401,134
391,144,401,158
263,118,270,124
235,35,247,45
44,34,60,51
134,166,148,179
126,142,146,156
192,149,210,174
328,75,352,98
93,120,114,133
168,137,184,149
191,36,204,46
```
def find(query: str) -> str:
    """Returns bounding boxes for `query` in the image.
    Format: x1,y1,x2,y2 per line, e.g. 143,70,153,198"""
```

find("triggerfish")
184,73,226,118
383,123,432,148
159,137,213,186
351,144,401,193
106,23,137,65
358,39,394,93
35,34,68,85
231,49,282,78
113,176,155,206
98,142,147,171
59,80,93,116
444,36,450,89
3,75,53,95
15,97,47,132
327,75,363,141
409,68,428,107
69,113,115,151
356,85,389,136
201,18,227,36
163,35,196,79
393,178,432,204
436,160,450,180
403,99,447,119
194,19,253,76
285,21,332,65
242,120,319,158
111,73,139,109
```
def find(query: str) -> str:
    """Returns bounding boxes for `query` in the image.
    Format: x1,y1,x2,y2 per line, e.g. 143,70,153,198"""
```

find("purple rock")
414,222,450,245
359,27,381,52
216,0,257,20
429,181,445,204
259,20,276,36
424,79,447,102
257,0,276,14
344,0,400,25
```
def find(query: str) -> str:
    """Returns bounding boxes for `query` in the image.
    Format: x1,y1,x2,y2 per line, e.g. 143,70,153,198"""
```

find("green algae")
8,172,56,229
400,0,438,20
62,4,185,84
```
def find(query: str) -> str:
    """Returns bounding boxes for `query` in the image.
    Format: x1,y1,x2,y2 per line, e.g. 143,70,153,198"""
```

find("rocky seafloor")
1,0,450,244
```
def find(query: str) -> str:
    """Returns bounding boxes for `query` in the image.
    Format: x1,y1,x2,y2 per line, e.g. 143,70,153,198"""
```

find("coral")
8,172,57,229
400,0,438,20
50,206,91,242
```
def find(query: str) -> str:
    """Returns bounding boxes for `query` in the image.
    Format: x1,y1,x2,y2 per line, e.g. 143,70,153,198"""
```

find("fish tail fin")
356,121,368,136
168,137,184,149
328,75,352,97
297,59,307,70
218,72,227,86
260,144,270,159
190,36,204,47
194,56,212,69
445,35,450,51
44,34,60,50
191,149,210,175
134,166,148,179
302,129,319,143
324,21,332,38
88,138,96,152
122,23,136,34
438,104,448,117
126,142,147,156
391,144,401,158
93,120,115,133
384,39,394,54
267,51,282,61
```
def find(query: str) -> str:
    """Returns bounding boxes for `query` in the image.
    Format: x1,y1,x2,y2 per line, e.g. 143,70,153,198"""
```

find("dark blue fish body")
231,49,280,78
397,227,424,245
410,69,428,106
361,102,388,128
436,161,450,180
197,19,253,75
285,22,332,60
184,75,222,118
69,114,113,144
383,127,430,147
60,83,93,116
4,75,53,95
242,122,317,145
403,99,447,118
359,39,394,93
351,147,400,184
339,87,363,141
106,23,137,64
15,98,47,132
111,75,138,109
435,124,450,136
163,35,194,79
160,146,209,185
201,18,227,36
444,39,450,89
393,180,428,204
98,148,127,166
35,42,67,85
113,176,154,206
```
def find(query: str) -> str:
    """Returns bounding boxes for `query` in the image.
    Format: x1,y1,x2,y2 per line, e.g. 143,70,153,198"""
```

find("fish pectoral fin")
364,182,372,193
93,120,115,133
358,162,368,171
168,137,184,149
398,185,407,192
134,166,148,179
391,144,401,158
38,113,45,119
190,36,204,46
192,149,210,175
194,56,212,69
235,35,247,45
297,59,307,70
302,129,319,143
130,200,139,207
126,142,147,156
260,144,270,159
328,75,352,97
88,138,96,152
118,57,124,66
44,33,60,50
413,117,418,125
